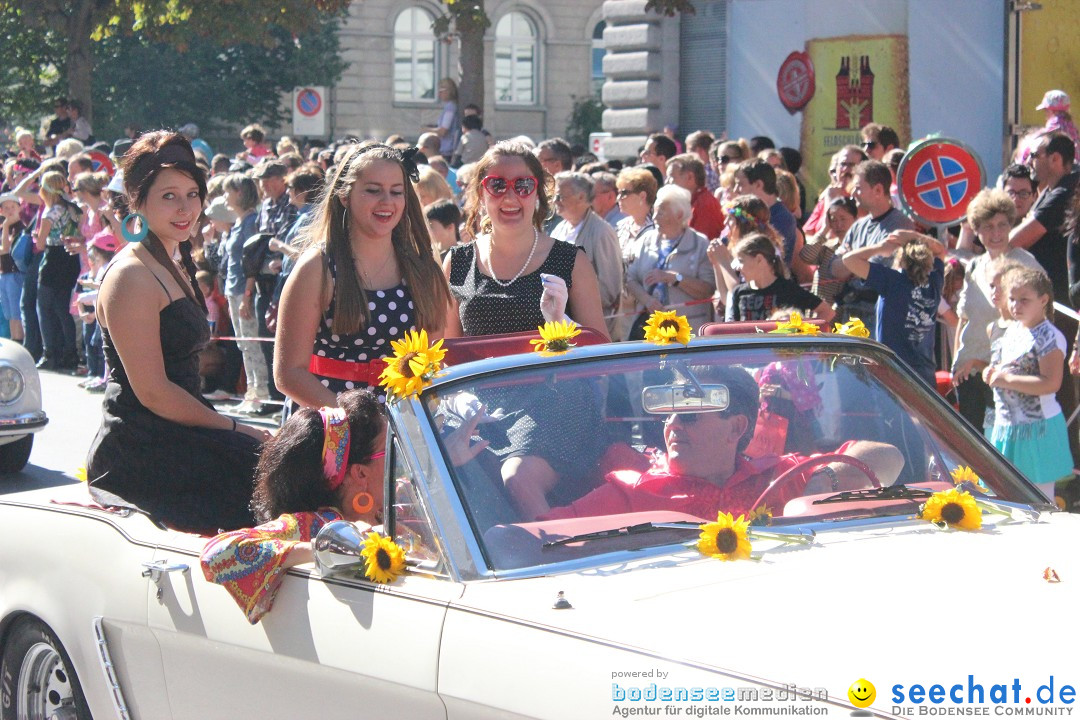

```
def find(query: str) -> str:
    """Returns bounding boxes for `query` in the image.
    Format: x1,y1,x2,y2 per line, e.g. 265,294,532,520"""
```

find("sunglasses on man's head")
480,175,538,198
862,140,879,150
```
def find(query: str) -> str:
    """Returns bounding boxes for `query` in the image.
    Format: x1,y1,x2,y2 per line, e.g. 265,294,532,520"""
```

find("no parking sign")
292,86,327,137
897,138,985,227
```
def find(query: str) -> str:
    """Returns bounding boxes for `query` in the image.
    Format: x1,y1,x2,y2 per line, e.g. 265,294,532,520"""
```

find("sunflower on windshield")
644,310,692,346
531,320,582,356
919,488,982,531
770,312,820,335
697,512,752,561
379,329,447,399
833,317,870,337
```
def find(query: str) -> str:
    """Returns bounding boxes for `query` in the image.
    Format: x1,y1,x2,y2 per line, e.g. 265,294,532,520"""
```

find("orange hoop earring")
351,491,375,515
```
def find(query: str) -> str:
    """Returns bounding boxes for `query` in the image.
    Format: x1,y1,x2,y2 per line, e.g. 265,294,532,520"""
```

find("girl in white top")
983,266,1072,503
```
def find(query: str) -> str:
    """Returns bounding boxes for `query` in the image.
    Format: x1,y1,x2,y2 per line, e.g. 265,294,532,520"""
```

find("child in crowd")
424,199,462,257
77,230,118,391
196,269,242,401
725,233,832,323
842,231,945,386
454,114,488,166
983,266,1072,503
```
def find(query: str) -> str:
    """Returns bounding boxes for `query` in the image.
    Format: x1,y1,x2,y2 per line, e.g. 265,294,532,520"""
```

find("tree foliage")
2,0,350,121
0,4,345,140
91,18,347,140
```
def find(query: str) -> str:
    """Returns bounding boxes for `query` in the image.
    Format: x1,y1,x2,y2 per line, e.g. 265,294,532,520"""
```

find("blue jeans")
37,283,77,366
84,319,103,377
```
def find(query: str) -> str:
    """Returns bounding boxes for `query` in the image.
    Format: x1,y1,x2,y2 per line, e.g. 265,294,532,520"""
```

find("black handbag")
241,233,272,278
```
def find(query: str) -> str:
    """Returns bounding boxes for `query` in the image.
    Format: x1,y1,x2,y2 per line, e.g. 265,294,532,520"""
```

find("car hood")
456,513,1080,705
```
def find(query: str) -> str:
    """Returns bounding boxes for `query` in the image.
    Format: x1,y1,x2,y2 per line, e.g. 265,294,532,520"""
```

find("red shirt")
543,442,858,522
690,187,725,241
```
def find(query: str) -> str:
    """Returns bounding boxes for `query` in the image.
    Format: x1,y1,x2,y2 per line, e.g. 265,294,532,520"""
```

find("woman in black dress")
87,132,271,533
274,143,451,409
444,142,609,520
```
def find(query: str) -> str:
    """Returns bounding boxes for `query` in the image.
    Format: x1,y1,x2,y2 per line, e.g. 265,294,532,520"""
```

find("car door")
143,436,461,720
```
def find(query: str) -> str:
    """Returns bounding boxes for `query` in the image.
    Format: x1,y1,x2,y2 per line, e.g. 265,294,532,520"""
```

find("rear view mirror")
641,384,730,414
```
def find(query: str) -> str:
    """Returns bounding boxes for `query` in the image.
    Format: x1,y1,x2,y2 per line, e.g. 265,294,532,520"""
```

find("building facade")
601,0,1009,189
327,0,608,144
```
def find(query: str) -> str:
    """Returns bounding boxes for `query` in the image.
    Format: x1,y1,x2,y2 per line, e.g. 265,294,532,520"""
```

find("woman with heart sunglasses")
441,141,610,521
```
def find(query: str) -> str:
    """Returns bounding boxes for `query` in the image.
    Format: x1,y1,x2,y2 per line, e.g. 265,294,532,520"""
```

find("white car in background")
0,337,47,473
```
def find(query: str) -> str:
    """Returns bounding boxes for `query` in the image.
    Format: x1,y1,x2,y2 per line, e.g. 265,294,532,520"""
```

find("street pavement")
1,369,279,495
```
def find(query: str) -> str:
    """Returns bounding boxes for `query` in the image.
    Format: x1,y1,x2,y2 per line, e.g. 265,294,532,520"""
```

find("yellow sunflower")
361,532,407,584
378,329,447,398
697,511,752,561
771,312,820,335
643,310,692,345
919,488,982,530
530,320,582,356
833,317,870,338
746,504,772,527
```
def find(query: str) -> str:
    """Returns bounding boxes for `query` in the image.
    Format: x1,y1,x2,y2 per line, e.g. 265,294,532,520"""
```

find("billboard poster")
799,35,911,201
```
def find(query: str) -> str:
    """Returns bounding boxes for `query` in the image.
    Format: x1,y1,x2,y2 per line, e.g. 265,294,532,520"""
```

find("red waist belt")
309,355,387,385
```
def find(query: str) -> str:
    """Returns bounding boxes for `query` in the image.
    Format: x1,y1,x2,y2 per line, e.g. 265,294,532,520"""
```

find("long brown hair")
121,130,207,308
298,143,450,335
464,141,554,236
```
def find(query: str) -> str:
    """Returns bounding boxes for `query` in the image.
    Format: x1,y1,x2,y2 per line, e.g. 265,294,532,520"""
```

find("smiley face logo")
848,679,876,708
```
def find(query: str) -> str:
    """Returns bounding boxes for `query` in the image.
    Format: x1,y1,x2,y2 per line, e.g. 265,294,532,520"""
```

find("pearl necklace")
485,227,538,288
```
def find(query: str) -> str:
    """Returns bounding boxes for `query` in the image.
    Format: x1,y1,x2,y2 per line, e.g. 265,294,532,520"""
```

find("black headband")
336,143,422,186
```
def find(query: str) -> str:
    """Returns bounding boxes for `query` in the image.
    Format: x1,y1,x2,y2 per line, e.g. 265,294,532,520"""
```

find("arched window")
394,7,439,102
494,12,538,105
592,21,606,97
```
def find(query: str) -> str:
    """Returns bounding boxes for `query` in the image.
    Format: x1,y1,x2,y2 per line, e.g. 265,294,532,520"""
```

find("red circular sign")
777,51,815,113
296,88,322,117
86,151,114,176
897,138,985,227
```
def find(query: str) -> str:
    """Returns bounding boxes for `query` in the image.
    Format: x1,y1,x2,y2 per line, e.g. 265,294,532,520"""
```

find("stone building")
326,0,608,143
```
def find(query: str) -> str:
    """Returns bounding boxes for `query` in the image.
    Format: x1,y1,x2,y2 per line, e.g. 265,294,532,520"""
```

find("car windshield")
422,342,1046,572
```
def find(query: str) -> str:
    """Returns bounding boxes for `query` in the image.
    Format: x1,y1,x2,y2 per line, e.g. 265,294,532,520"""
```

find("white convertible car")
0,337,47,473
1,332,1077,720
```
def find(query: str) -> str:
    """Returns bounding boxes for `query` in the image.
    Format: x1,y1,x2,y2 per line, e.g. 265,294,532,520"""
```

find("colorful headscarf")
319,406,351,490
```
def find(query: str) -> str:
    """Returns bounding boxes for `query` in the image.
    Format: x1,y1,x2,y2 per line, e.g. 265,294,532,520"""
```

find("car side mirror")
313,520,366,575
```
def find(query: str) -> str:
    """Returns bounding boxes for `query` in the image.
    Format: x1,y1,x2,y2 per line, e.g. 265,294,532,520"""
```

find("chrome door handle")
141,559,190,599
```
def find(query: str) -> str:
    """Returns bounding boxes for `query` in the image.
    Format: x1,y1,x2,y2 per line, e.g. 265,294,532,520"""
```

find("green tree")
91,18,347,140
3,0,349,122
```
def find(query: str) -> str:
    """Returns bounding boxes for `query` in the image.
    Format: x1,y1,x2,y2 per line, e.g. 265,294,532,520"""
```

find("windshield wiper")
813,485,935,505
541,521,700,549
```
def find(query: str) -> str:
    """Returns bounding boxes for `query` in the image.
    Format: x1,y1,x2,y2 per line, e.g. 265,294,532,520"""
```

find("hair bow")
400,146,422,184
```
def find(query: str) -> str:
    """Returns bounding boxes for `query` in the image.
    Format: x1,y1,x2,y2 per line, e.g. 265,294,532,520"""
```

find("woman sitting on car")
201,389,388,623
201,388,485,623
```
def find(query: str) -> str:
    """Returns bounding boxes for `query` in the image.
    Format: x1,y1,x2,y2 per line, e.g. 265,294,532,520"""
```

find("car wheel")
0,435,33,474
0,616,92,720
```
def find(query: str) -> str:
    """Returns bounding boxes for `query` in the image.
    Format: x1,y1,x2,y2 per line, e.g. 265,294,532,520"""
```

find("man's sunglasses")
861,141,879,150
480,175,539,198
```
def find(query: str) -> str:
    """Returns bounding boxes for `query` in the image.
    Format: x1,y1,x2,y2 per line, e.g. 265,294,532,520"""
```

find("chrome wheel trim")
17,641,75,720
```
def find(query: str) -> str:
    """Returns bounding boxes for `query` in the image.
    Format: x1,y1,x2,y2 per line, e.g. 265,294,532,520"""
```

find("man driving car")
542,366,904,521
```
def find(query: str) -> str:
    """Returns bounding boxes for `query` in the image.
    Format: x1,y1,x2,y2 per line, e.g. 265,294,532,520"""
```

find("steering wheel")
751,452,882,513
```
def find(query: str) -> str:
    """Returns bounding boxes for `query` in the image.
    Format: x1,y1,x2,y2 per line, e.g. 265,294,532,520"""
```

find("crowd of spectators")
3,87,1080,453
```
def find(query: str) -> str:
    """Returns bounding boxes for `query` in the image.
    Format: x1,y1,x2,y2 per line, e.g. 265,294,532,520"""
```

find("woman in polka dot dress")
275,143,451,409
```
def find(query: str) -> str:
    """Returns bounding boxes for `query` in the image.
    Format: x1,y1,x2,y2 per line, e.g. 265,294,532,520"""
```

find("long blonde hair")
299,143,450,335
